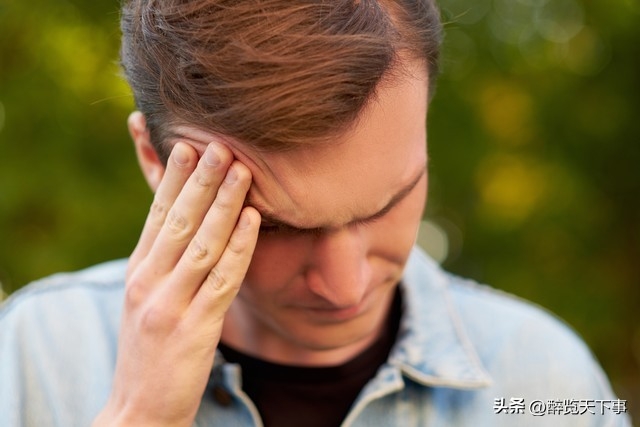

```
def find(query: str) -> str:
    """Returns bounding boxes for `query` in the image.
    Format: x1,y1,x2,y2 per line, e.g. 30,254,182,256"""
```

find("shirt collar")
389,247,492,389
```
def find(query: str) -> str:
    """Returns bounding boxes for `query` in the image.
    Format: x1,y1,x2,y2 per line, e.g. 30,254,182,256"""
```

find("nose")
304,228,372,308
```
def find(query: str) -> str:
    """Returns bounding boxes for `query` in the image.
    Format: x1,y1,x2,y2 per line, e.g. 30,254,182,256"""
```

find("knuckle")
206,268,229,292
194,170,212,188
124,263,154,308
188,237,211,263
166,210,192,236
140,304,180,333
149,199,168,222
125,277,146,308
226,235,246,256
212,192,234,212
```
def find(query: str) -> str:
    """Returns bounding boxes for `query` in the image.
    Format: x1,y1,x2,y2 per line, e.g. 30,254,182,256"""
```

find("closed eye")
259,210,387,237
259,222,324,237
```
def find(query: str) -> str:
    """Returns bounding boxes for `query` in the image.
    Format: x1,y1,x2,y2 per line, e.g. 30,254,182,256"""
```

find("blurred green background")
1,0,638,419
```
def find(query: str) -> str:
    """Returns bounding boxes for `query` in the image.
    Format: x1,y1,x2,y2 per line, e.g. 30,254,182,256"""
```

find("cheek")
243,236,310,291
369,176,427,262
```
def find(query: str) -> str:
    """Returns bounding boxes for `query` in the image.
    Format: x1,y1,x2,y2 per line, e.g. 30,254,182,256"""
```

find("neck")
220,290,395,366
221,325,379,366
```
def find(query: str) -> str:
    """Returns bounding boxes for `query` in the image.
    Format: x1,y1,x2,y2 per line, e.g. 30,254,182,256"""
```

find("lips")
299,303,365,322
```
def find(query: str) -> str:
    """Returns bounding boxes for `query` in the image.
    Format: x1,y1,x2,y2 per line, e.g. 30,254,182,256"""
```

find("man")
0,0,631,426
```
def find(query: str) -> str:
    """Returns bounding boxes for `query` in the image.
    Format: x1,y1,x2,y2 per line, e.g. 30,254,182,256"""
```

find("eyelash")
258,224,323,237
259,213,385,237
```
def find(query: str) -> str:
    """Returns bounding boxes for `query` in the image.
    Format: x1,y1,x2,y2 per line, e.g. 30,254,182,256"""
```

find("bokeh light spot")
561,27,611,76
417,220,450,264
478,81,534,145
534,0,585,43
475,154,548,227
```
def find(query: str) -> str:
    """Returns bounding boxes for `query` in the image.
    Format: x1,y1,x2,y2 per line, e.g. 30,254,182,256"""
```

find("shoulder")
0,258,127,353
447,269,617,401
0,260,127,426
0,258,128,350
404,248,618,399
396,249,631,425
1,259,127,322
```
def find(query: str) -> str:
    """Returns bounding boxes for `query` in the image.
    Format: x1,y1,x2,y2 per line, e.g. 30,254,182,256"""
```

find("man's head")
120,0,442,161
121,0,443,365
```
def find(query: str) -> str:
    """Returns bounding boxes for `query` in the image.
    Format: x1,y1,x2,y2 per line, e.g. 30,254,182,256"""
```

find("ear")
128,111,164,192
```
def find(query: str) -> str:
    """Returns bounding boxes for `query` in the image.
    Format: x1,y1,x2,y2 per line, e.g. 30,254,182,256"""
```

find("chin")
274,314,382,356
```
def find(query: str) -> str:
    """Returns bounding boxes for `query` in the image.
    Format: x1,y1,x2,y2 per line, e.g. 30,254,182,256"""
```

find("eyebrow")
253,166,427,234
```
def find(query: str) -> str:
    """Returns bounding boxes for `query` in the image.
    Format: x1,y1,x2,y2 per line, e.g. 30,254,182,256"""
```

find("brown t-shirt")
218,288,402,427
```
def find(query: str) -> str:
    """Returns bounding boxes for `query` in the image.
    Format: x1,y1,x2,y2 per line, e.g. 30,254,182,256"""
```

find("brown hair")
120,0,442,162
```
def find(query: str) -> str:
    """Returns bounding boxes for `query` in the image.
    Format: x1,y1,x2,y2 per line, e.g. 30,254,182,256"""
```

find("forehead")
174,64,429,229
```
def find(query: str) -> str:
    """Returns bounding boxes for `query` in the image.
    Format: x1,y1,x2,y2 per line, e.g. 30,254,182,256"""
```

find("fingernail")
224,166,238,184
238,211,250,229
205,144,221,167
173,145,189,165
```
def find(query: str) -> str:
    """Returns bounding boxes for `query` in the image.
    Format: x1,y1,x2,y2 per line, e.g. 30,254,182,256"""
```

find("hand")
93,142,260,426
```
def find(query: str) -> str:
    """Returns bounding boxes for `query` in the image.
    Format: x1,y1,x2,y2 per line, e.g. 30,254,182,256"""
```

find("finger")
163,161,252,307
188,206,261,323
128,143,197,274
144,142,234,272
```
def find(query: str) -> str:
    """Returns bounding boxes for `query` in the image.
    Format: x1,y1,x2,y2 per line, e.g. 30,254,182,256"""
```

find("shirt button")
212,385,233,407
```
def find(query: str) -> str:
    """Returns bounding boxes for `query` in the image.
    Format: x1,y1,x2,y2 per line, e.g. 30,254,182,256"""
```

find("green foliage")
0,0,150,290
429,0,640,413
1,0,638,418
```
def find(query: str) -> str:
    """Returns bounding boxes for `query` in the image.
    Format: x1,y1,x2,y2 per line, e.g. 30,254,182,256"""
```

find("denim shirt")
0,247,631,427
